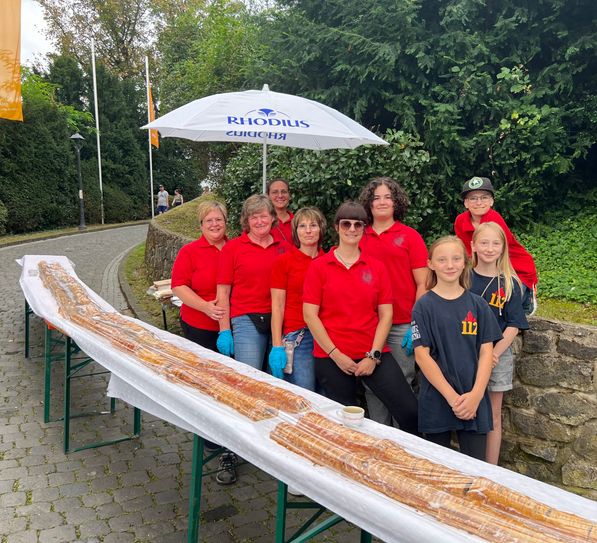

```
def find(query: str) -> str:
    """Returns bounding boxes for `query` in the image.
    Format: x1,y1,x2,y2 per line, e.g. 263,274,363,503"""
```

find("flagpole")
145,56,155,219
91,38,105,224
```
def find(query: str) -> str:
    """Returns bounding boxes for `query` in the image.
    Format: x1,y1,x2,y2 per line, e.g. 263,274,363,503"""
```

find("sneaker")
215,451,237,485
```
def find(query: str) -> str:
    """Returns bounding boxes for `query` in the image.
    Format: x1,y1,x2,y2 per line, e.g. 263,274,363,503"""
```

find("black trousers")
180,320,218,352
425,430,487,461
180,320,221,450
315,352,418,435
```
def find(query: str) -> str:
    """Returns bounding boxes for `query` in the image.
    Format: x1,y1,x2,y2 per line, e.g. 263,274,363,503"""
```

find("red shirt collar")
364,220,404,236
240,230,281,247
323,247,368,267
197,235,227,248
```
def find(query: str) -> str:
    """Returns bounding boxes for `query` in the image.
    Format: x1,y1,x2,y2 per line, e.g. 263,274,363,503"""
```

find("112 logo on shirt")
489,287,506,310
461,310,478,335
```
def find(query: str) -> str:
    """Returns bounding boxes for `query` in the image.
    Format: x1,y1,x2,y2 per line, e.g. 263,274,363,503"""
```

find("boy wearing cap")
454,176,538,314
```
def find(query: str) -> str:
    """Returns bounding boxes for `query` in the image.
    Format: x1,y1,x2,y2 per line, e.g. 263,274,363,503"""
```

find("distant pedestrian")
157,185,169,214
172,188,184,208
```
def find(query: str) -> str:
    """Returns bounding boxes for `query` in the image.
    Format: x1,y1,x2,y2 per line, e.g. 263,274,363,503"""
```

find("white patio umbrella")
142,84,388,193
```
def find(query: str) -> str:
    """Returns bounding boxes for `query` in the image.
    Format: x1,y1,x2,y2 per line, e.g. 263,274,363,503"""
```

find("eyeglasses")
338,219,365,231
466,195,493,202
203,217,225,225
297,222,320,230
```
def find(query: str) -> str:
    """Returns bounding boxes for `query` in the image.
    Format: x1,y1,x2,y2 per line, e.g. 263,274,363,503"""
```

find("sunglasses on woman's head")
338,219,365,231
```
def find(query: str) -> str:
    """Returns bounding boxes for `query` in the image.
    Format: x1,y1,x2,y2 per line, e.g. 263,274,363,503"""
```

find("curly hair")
358,176,409,223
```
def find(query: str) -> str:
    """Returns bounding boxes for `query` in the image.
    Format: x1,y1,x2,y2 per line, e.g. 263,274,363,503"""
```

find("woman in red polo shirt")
171,200,228,351
268,178,294,243
269,207,326,391
303,202,418,434
171,200,237,486
216,194,290,369
359,176,428,424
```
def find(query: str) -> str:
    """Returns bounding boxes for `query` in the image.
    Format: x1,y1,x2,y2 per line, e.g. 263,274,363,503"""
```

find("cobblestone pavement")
0,227,373,543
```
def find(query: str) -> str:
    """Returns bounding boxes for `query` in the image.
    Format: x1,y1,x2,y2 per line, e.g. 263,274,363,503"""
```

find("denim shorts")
488,347,514,392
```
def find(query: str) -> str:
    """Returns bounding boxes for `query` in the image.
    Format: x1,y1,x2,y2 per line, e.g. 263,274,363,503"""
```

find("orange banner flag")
0,0,23,121
149,84,159,148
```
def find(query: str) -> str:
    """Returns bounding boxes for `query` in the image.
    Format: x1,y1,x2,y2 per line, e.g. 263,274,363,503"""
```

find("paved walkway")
0,227,367,543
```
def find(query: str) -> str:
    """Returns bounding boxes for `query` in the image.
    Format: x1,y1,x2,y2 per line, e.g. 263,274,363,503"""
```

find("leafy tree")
0,71,93,233
247,0,597,228
38,0,155,78
219,130,438,243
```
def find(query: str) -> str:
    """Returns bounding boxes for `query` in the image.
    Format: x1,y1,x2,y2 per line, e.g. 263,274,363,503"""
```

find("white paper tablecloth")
19,255,596,543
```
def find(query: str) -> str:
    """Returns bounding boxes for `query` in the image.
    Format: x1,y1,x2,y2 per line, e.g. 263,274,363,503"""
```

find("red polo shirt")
218,232,290,318
454,209,538,289
271,212,294,243
171,236,224,331
303,249,393,359
271,246,323,335
360,221,428,324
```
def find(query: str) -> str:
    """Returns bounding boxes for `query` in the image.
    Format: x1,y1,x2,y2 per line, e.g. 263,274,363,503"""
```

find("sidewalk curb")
0,221,150,249
118,244,155,323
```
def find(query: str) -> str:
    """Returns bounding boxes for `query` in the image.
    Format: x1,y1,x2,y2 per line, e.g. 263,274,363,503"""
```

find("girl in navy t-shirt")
470,222,529,464
411,236,502,460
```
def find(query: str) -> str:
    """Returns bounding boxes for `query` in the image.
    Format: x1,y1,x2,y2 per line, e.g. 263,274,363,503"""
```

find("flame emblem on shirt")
461,310,478,335
489,287,506,309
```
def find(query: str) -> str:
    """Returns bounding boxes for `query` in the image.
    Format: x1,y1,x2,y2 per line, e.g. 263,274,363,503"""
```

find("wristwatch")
365,350,382,365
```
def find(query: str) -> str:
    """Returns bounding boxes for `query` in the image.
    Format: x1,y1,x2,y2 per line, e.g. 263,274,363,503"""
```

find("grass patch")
154,193,241,239
0,220,148,248
124,242,181,335
535,298,596,326
519,211,596,325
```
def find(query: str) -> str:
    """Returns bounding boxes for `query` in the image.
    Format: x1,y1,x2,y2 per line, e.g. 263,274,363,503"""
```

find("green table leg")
188,434,205,543
63,336,73,453
133,406,142,436
275,480,373,543
25,301,31,359
43,324,53,423
275,482,288,543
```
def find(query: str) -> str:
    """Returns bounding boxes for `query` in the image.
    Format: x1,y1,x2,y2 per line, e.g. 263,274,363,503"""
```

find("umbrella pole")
262,140,267,194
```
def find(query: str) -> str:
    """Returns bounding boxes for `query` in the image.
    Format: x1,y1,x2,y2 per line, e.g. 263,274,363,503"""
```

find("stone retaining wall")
144,221,596,498
502,318,596,499
144,219,193,280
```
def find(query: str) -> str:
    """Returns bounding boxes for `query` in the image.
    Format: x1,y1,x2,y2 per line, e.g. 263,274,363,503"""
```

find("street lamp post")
70,133,86,231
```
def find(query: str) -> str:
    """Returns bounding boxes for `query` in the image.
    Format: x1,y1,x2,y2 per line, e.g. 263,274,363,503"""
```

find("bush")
218,129,441,244
0,201,7,235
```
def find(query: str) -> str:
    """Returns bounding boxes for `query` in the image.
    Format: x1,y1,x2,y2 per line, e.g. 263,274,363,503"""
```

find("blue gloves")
216,330,234,357
401,328,414,356
268,346,287,379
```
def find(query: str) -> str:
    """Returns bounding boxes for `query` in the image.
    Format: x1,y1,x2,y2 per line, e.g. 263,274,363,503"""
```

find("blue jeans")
283,329,315,392
231,314,270,371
